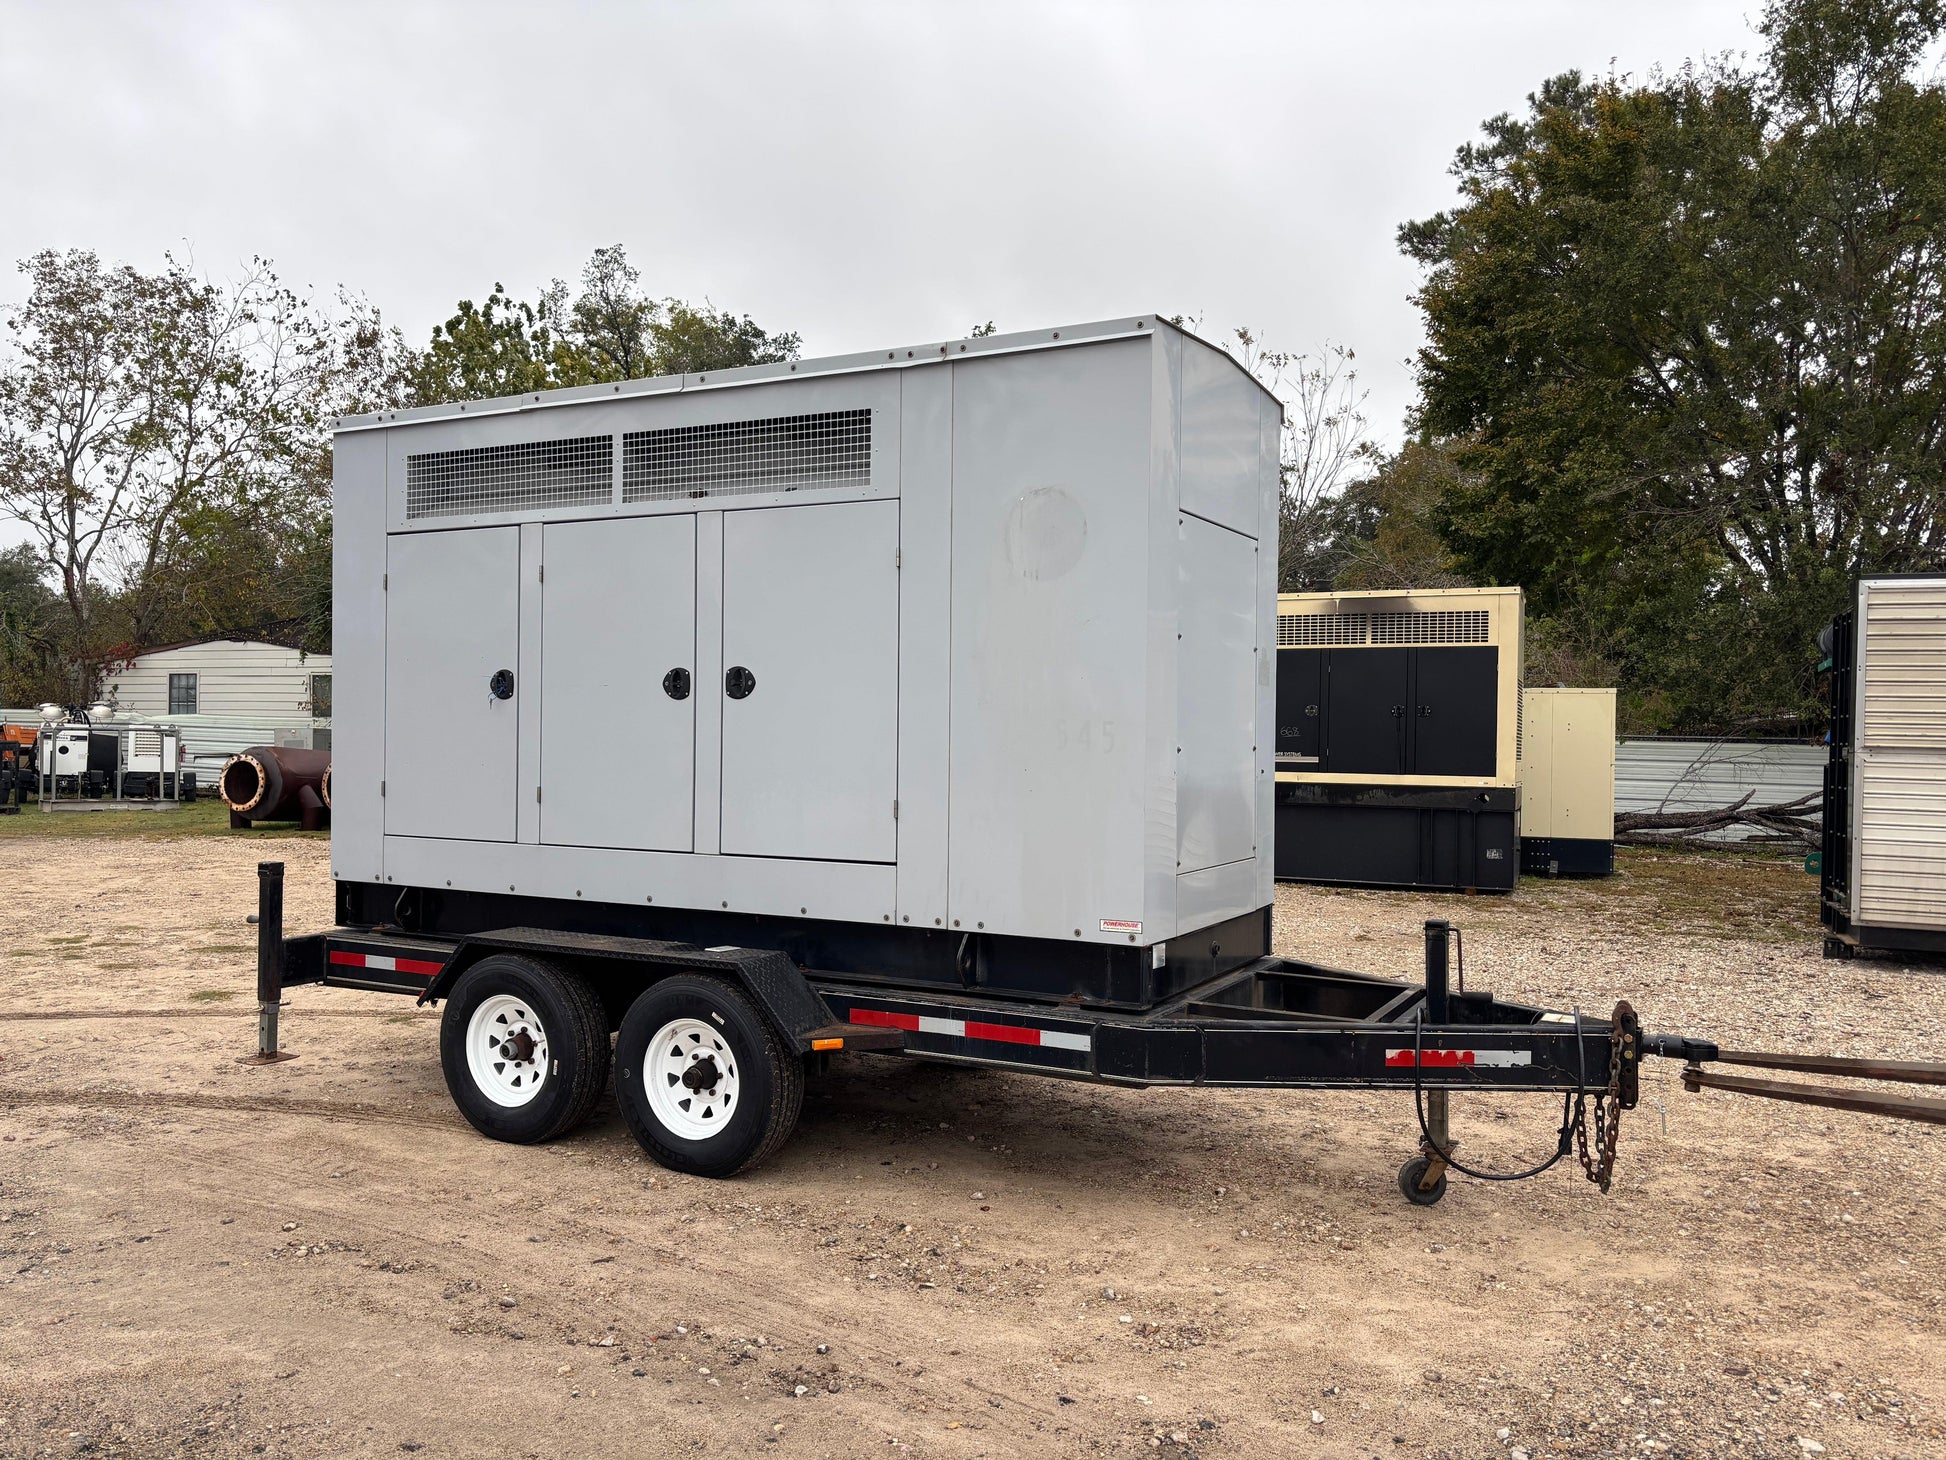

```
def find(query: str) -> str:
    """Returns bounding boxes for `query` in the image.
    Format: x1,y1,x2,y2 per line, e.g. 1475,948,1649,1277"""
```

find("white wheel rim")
643,1017,741,1140
465,994,552,1107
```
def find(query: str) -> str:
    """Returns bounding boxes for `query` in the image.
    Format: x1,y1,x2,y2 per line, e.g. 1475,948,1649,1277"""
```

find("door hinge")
382,572,388,590
538,563,544,583
895,550,902,570
380,779,386,797
893,798,900,820
536,785,542,803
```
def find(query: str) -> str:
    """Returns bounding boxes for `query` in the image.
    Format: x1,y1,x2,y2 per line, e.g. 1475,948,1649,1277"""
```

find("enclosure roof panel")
335,314,1282,434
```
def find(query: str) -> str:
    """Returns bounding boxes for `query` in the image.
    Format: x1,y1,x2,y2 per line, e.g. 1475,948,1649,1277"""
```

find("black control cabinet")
1276,646,1499,777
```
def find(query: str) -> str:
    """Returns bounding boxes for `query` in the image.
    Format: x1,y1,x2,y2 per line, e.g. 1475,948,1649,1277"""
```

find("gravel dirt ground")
1,836,1942,1460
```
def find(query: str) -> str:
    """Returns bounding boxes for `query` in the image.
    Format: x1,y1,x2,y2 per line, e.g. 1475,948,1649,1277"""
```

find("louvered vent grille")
405,436,613,519
1279,613,1369,646
1370,610,1491,644
623,409,871,501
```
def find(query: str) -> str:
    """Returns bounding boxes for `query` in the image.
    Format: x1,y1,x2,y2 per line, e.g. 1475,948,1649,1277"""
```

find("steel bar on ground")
1681,1067,1946,1125
1712,1050,1946,1085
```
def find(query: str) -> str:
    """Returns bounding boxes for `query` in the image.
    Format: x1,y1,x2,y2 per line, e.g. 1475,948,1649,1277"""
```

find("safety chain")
1572,1004,1634,1193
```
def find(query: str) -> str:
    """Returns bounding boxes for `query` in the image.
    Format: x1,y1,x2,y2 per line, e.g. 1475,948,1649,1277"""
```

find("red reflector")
963,1020,1039,1046
849,1008,920,1032
1386,1049,1477,1068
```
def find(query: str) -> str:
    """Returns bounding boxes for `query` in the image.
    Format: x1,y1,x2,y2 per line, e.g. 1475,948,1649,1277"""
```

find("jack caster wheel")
614,974,804,1178
1397,1155,1448,1206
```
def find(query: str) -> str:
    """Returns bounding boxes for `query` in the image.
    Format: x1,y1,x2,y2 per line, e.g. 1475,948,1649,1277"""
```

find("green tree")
410,283,590,405
646,300,799,376
410,247,800,403
0,542,59,705
1330,439,1472,591
0,250,336,697
1401,0,1946,731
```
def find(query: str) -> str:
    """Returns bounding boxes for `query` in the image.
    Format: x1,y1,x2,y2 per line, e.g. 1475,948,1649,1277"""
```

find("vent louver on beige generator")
405,435,614,520
1276,609,1492,647
1279,612,1368,646
622,408,871,501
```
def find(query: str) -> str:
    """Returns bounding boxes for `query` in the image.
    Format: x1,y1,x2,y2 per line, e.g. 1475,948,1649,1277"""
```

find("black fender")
416,927,862,1052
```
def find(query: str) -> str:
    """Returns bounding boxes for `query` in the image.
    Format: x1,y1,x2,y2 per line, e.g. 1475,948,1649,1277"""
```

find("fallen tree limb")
1613,790,1822,849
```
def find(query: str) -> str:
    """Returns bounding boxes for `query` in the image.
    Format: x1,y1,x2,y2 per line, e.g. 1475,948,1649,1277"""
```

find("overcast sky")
3,1,1764,458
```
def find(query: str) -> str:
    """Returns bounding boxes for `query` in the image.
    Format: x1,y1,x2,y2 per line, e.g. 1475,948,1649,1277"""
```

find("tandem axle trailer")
248,865,1945,1206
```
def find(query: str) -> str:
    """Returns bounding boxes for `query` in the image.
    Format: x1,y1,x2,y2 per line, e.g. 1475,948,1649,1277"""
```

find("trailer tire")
614,974,803,1178
439,954,611,1145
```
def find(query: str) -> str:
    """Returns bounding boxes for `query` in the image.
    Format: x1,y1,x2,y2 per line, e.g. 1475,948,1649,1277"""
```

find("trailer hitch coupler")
1423,919,1452,1024
1644,1034,1719,1063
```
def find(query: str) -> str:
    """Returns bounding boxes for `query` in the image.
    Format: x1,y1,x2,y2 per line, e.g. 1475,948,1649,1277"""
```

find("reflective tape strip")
329,950,444,977
1384,1048,1532,1069
849,1006,1091,1053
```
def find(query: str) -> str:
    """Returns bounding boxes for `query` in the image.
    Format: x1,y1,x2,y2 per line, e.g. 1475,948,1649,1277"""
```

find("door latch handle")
489,669,515,701
662,667,691,701
725,665,756,700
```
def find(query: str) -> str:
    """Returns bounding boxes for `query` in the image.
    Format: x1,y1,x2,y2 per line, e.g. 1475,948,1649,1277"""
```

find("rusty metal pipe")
1681,1065,1946,1125
220,746,331,830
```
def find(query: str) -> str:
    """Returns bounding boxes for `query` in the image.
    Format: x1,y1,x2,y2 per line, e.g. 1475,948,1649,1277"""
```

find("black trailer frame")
289,920,1640,1093
245,869,1946,1201
258,872,1699,1203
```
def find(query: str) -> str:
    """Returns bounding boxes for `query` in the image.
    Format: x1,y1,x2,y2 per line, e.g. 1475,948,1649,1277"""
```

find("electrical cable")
1409,1011,1578,1183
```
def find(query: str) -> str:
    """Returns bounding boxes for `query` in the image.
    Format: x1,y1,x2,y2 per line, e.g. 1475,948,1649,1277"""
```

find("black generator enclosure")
1274,784,1518,892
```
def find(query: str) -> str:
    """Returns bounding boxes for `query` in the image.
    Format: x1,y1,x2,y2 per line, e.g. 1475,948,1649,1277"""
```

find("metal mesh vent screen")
623,409,871,501
405,436,613,519
1279,613,1369,646
1369,610,1491,644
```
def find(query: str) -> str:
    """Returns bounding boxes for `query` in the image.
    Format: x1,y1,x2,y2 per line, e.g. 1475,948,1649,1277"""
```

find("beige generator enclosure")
1516,687,1616,877
331,317,1281,1006
1272,586,1525,891
1822,573,1946,958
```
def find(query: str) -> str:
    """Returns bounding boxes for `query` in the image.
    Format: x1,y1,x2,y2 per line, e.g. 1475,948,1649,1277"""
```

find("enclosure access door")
1411,647,1499,778
719,500,900,862
385,526,520,842
1325,648,1411,776
540,515,697,851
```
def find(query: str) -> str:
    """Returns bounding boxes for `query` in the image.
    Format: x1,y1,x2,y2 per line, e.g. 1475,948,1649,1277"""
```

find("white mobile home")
100,635,332,764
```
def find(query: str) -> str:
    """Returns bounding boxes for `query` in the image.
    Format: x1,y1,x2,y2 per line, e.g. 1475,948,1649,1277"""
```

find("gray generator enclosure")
333,318,1280,989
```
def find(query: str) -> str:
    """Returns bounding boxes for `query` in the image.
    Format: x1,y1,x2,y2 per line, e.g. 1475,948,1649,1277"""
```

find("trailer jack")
1396,924,1946,1205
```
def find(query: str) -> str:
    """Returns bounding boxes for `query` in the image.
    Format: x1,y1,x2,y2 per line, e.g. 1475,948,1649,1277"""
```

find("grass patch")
194,944,256,956
1531,845,1823,942
189,989,237,1002
0,797,326,840
45,935,89,945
